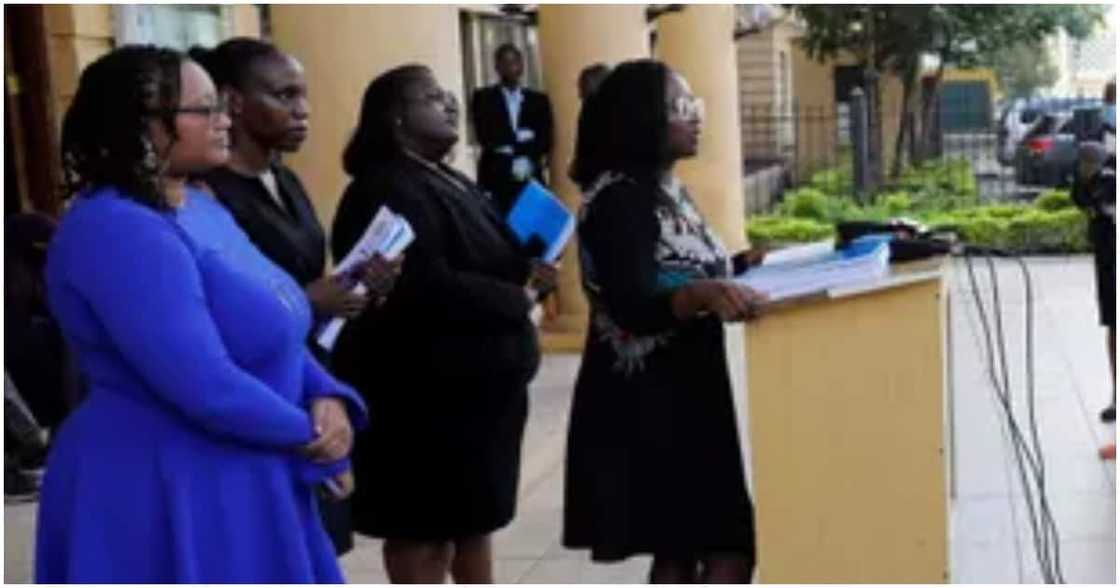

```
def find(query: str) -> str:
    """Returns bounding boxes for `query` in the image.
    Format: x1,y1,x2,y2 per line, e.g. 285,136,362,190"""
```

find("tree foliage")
787,5,1107,174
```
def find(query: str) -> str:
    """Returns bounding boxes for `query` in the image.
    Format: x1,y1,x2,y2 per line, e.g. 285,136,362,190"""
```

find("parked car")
1012,107,1106,187
998,97,1103,167
997,101,1044,166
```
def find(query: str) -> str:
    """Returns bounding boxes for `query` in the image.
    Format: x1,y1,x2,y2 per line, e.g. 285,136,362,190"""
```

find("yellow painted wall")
44,4,114,132
229,4,261,39
42,4,264,145
270,5,468,230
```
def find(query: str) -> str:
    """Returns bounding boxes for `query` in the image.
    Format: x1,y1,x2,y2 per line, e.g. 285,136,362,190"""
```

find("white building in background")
1049,5,1117,98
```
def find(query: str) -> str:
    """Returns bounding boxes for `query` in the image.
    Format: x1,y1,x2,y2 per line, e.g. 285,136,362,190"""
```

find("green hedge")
749,177,1091,254
747,216,835,248
1034,188,1077,211
923,206,1090,253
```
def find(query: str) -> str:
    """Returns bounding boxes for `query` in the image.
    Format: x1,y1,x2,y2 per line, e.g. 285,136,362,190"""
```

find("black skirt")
563,318,756,563
348,375,530,540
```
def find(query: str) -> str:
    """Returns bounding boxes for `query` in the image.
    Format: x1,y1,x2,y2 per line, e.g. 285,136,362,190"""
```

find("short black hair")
494,43,522,64
188,37,284,92
343,64,431,176
61,45,184,210
570,59,672,189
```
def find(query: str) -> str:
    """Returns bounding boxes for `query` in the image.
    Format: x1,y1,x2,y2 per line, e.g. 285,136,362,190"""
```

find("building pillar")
536,4,649,350
270,6,467,229
655,4,746,250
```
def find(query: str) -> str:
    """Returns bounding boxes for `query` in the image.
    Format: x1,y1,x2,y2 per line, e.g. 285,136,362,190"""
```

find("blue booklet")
506,180,574,262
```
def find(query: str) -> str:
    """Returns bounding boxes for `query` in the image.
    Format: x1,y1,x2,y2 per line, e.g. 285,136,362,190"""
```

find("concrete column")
655,5,746,251
536,4,649,349
270,6,467,229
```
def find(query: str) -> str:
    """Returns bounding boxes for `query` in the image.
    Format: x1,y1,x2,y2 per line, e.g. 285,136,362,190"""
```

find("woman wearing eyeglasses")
329,64,557,583
188,38,400,556
563,60,766,583
35,45,366,582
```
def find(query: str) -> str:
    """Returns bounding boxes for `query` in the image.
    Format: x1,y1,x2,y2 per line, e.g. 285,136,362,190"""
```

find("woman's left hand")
736,248,768,269
526,260,560,295
357,254,404,304
303,397,353,463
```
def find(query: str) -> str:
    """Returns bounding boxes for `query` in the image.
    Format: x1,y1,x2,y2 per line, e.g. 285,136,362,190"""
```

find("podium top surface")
758,256,947,313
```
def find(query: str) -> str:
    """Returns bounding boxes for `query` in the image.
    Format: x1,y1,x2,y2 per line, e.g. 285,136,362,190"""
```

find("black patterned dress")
563,172,756,564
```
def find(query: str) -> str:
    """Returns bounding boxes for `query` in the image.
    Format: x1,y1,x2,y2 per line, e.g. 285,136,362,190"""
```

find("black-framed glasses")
149,96,229,125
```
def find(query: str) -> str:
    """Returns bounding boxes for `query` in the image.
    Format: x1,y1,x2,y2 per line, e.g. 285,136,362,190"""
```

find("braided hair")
61,45,184,210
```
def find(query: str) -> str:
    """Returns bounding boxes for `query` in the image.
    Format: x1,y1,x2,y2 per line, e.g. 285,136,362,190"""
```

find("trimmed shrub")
747,216,834,247
1035,188,1076,211
781,188,831,221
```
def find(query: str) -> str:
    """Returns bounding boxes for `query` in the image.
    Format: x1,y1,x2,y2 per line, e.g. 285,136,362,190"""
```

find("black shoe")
1102,405,1116,423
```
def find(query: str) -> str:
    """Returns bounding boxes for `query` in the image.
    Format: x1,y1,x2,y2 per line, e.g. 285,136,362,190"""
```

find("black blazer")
470,84,554,212
202,164,326,287
330,154,540,395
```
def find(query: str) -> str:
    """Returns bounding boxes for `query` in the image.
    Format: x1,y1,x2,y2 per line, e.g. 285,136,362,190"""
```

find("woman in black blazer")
189,38,400,555
331,64,556,583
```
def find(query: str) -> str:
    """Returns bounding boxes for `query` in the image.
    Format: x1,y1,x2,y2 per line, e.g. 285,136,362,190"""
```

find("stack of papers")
316,206,414,351
736,235,891,302
506,180,574,262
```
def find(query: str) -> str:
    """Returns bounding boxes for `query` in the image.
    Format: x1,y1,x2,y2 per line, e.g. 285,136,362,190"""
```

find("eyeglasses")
407,88,456,108
669,95,705,123
149,96,229,125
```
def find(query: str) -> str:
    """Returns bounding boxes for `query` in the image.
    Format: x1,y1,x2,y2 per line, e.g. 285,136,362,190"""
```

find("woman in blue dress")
35,45,367,583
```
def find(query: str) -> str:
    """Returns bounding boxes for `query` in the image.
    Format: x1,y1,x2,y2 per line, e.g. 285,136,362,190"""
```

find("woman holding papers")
36,46,366,582
190,38,400,555
564,60,766,583
331,64,556,583
191,39,400,333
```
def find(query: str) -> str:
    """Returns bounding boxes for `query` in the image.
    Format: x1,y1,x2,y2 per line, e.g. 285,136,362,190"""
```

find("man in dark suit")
471,43,554,215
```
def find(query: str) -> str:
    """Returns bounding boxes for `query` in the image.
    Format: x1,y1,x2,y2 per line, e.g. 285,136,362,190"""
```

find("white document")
759,240,835,266
316,206,414,351
737,237,890,302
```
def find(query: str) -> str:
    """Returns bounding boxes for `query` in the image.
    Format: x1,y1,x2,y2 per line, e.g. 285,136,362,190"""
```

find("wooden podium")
745,258,950,583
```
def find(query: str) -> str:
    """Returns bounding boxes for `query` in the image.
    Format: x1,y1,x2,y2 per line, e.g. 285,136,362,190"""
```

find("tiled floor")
5,256,1116,583
947,255,1115,584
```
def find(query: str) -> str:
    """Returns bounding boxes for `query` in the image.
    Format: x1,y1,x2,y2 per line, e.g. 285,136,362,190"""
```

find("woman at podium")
564,59,767,583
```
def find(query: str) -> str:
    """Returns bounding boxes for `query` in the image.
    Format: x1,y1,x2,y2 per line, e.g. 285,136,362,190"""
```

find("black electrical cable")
1014,255,1066,584
986,253,1061,584
958,248,1065,583
964,251,1053,582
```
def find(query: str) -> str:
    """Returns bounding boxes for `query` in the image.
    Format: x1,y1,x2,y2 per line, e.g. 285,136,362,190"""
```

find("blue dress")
35,187,368,583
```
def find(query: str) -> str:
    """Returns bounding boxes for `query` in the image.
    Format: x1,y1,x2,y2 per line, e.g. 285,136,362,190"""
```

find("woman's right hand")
673,279,768,322
305,274,370,319
526,260,560,294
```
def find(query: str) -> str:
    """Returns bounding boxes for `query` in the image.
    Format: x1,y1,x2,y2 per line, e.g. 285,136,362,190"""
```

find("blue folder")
506,180,575,262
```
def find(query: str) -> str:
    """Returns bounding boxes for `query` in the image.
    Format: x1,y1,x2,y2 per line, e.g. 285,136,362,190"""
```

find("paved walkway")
5,256,1115,583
